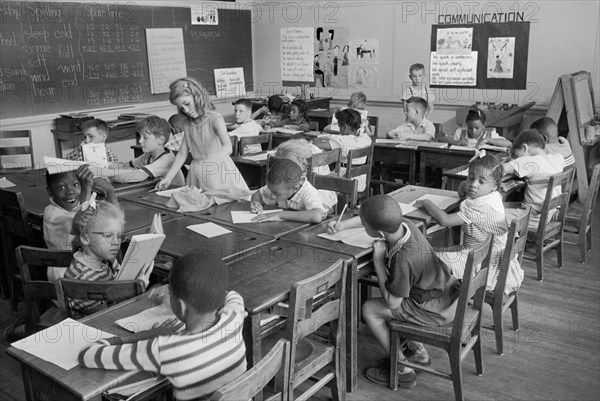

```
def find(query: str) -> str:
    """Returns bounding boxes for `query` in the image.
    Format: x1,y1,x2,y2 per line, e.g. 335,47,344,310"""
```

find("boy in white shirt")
402,63,435,119
230,98,263,154
387,97,436,141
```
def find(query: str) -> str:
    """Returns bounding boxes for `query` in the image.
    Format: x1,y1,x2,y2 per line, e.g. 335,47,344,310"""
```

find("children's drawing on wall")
191,7,218,25
436,27,472,54
314,26,349,88
487,37,515,79
349,66,377,88
348,39,379,64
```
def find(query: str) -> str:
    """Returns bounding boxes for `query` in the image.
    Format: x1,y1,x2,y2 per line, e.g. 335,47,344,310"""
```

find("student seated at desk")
314,109,372,192
252,95,285,128
79,250,247,401
326,195,460,389
65,118,119,163
98,116,185,186
417,155,524,293
324,91,371,135
503,130,565,230
229,98,263,154
274,139,337,212
386,97,435,141
269,99,311,132
441,109,511,148
165,113,186,153
531,116,575,167
251,158,328,223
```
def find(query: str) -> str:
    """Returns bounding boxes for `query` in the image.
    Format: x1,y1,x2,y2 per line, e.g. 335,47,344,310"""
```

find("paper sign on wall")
430,51,478,86
213,68,246,99
146,28,187,94
281,27,314,82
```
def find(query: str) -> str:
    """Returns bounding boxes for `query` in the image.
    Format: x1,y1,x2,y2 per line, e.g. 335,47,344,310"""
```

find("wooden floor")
1,202,599,401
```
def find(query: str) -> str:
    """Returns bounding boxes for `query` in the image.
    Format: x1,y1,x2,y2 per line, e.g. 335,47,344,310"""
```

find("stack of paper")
317,227,375,249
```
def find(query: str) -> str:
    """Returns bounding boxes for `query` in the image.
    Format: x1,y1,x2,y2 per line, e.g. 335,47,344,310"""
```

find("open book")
115,214,165,281
317,227,375,249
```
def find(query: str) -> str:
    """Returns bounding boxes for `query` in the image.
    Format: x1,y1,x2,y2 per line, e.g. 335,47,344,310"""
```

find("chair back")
239,133,273,155
230,135,239,157
580,163,600,232
535,168,575,239
345,145,373,201
0,130,34,170
311,174,358,214
286,259,346,384
56,278,146,319
307,148,341,181
451,235,491,342
16,246,72,328
309,121,319,131
211,339,291,401
494,206,531,296
367,115,379,137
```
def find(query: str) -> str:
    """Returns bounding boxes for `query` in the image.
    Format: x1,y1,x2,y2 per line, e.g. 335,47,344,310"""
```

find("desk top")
126,215,274,263
388,185,460,225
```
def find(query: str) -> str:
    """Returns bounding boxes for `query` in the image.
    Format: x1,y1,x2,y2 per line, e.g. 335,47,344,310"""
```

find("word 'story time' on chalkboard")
0,2,253,119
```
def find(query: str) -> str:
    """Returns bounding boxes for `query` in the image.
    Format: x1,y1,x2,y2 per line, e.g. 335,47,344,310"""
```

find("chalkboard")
0,2,253,119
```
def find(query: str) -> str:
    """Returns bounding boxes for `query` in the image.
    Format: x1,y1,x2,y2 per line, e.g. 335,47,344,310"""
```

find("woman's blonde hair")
169,77,215,119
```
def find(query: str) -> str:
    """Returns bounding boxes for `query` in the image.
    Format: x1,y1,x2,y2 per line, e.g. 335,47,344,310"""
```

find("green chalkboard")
0,2,253,119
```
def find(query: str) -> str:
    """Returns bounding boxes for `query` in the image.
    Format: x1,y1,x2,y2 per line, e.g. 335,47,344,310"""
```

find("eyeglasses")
91,232,127,243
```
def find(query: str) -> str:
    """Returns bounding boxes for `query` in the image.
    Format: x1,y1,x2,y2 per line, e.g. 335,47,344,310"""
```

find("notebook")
317,227,375,249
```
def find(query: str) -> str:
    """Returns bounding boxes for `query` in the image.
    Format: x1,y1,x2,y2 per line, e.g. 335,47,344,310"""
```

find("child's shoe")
365,359,417,388
405,342,431,367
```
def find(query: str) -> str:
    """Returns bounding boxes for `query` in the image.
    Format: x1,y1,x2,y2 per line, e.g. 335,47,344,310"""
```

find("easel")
547,71,599,201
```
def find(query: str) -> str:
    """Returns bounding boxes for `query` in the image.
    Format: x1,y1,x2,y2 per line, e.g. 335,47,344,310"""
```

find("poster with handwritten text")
281,27,314,82
213,68,246,99
146,28,187,94
430,51,478,86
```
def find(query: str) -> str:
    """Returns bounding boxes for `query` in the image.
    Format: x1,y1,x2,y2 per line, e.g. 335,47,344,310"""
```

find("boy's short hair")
80,119,108,135
267,158,302,187
168,113,185,134
169,249,227,314
234,98,252,110
348,92,367,109
45,170,76,189
359,195,402,233
511,130,546,156
267,95,283,113
335,109,361,130
469,154,504,186
409,63,425,74
466,109,487,125
137,115,171,144
530,117,557,139
405,97,428,114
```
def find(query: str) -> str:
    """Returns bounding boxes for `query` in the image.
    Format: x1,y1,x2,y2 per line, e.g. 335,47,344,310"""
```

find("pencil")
336,203,348,228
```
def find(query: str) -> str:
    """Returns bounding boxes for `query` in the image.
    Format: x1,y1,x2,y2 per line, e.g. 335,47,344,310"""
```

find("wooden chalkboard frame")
0,2,253,119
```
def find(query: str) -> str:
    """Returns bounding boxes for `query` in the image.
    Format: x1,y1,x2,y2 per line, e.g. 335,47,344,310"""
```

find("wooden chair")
306,148,341,182
564,163,600,263
311,174,358,214
389,235,492,401
344,145,373,202
239,133,273,156
230,135,239,157
56,278,146,319
16,246,72,332
0,189,36,310
524,168,575,281
482,205,531,355
263,259,347,401
367,115,379,137
0,130,34,171
211,339,291,401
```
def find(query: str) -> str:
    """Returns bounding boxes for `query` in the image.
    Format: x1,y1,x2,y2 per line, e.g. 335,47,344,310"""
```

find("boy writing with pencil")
79,249,247,401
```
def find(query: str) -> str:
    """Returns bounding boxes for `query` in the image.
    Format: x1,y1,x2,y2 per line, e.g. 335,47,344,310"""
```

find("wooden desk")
388,185,460,226
419,146,476,187
231,151,269,189
270,131,319,148
372,142,418,189
307,109,333,131
125,215,274,263
52,123,138,159
455,102,534,138
249,97,332,114
120,192,316,239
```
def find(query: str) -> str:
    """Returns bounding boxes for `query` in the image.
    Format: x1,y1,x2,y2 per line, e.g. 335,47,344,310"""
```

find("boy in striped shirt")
78,250,247,400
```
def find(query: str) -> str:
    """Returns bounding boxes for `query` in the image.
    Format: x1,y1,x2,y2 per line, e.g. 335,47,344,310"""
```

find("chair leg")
389,330,399,390
556,234,564,268
329,345,346,401
536,241,544,281
510,296,519,332
492,305,504,355
449,348,464,401
474,336,484,376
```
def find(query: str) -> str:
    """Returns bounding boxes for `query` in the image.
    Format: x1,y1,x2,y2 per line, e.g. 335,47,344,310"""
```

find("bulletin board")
429,22,530,90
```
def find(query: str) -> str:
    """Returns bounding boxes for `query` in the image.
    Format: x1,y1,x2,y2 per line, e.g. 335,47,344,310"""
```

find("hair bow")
81,192,97,211
469,149,486,163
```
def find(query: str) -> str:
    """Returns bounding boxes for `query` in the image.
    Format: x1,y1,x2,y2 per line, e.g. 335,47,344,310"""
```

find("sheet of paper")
231,209,283,224
455,168,469,176
115,304,184,334
480,144,509,152
398,202,418,215
241,151,274,162
81,143,108,168
0,176,16,188
412,194,458,210
186,222,232,238
413,141,448,148
317,227,375,249
43,156,89,175
449,145,477,152
376,138,401,144
276,128,303,135
11,318,113,370
156,186,188,197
